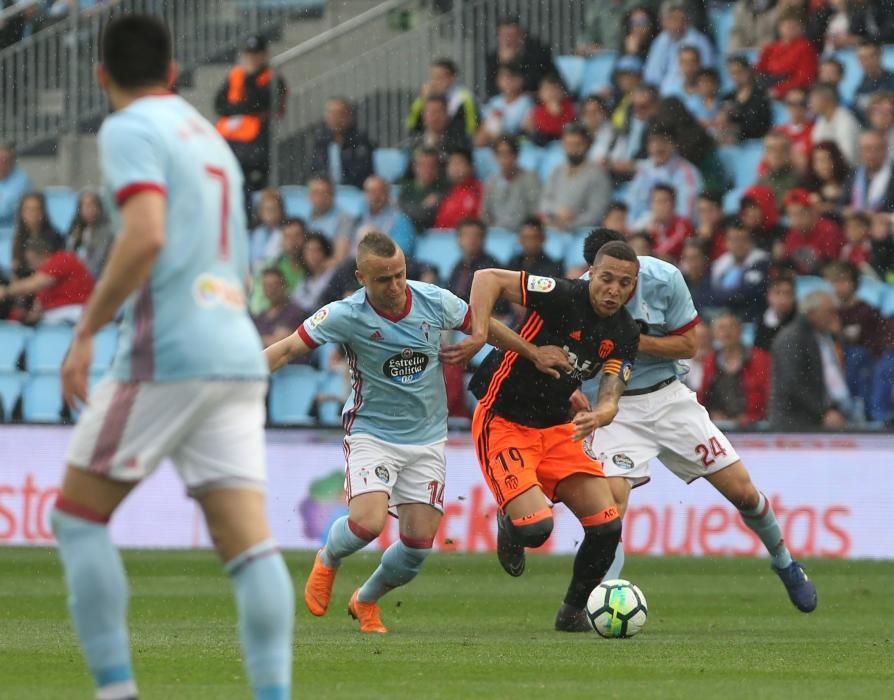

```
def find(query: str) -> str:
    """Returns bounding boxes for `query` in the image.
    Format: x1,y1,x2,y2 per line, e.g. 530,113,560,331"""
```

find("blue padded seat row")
268,365,320,425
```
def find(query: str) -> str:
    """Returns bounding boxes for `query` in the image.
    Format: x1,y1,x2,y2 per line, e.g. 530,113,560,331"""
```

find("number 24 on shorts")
695,437,728,467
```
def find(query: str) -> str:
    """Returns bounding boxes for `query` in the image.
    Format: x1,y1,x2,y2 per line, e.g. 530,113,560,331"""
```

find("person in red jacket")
524,73,576,146
637,183,694,262
433,148,483,229
699,309,772,427
782,187,844,274
755,10,819,100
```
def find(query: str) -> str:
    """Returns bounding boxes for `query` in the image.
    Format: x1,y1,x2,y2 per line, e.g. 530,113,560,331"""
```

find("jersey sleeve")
438,287,471,331
602,314,641,385
296,301,351,348
98,114,167,207
664,267,700,335
518,271,572,315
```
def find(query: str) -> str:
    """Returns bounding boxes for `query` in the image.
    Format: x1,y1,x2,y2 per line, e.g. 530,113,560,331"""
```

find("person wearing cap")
607,55,644,133
782,187,844,275
214,34,288,198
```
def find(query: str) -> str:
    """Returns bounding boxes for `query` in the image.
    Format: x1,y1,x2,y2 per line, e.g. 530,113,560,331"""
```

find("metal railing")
271,0,586,185
0,0,325,152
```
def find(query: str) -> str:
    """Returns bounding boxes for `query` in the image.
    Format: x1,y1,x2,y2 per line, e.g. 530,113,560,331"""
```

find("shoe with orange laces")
348,589,388,634
304,549,337,617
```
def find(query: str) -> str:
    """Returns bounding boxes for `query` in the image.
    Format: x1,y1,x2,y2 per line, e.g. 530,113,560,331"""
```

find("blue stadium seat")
855,276,886,308
518,143,544,173
415,229,461,282
373,148,409,184
741,321,756,348
881,285,894,318
556,55,586,95
43,186,78,234
485,228,517,265
795,275,833,301
0,224,11,240
26,324,74,372
280,185,311,219
563,229,590,271
21,372,63,423
268,365,320,425
0,239,10,273
834,49,862,103
473,147,499,181
709,4,735,56
723,187,746,214
884,46,894,71
91,324,119,371
579,51,617,96
538,143,566,182
335,185,365,218
544,229,571,262
0,322,31,371
0,371,26,420
771,100,788,127
317,370,347,427
719,140,765,190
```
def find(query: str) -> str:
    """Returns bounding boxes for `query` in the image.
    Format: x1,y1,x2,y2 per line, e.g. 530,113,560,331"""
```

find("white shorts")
343,433,447,513
592,379,740,487
67,378,267,498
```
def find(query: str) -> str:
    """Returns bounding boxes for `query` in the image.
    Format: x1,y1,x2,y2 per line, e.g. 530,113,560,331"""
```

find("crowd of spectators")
0,0,111,50
3,2,894,429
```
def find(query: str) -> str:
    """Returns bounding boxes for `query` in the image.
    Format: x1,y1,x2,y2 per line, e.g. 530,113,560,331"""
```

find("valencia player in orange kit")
444,241,641,631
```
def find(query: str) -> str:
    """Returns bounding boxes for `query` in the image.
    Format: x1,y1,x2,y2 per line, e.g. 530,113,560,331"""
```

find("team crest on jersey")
308,307,329,329
612,454,635,470
527,275,556,293
598,339,615,359
369,330,384,341
374,465,390,482
383,348,429,384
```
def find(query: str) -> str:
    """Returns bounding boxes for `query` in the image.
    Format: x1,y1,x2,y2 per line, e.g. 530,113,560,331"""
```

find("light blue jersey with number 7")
98,93,267,382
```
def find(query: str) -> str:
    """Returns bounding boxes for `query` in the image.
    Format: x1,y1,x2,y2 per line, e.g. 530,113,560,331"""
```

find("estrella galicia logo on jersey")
374,465,390,483
620,360,633,383
308,307,329,329
527,274,556,293
383,348,429,384
598,339,615,359
612,454,635,470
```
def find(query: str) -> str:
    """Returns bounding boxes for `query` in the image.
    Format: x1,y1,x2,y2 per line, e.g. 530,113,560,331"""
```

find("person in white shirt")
810,82,861,166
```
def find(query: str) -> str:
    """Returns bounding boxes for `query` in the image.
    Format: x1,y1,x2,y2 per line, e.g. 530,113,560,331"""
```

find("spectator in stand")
680,237,715,312
700,310,772,427
507,217,564,278
308,97,374,189
625,125,704,225
757,132,802,207
866,92,894,162
602,201,632,238
782,187,844,274
716,56,773,144
710,222,770,322
0,143,31,228
482,135,541,231
854,40,894,123
524,73,576,146
0,3,47,51
485,15,559,97
818,0,894,54
447,218,500,302
252,267,307,349
825,260,884,401
580,95,616,164
541,123,612,232
729,0,783,52
755,10,818,99
740,184,785,251
869,212,894,280
11,192,62,277
810,82,861,165
634,184,694,261
433,149,483,230
691,68,722,128
802,140,850,219
0,237,93,324
351,176,417,260
476,62,535,146
406,95,471,170
774,87,815,169
291,232,335,315
609,84,660,180
406,58,478,139
398,147,448,232
869,320,894,424
214,35,287,199
754,273,798,351
695,191,728,259
607,56,645,134
817,57,846,103
576,0,654,57
769,289,851,430
66,189,113,279
845,130,894,213
629,231,655,256
655,97,729,194
643,1,714,96
840,210,873,270
617,6,661,62
306,176,354,257
681,321,713,392
249,188,285,271
249,218,306,315
665,46,704,110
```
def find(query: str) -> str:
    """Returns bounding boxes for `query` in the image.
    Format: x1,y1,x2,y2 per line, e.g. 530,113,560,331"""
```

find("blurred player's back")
99,94,265,382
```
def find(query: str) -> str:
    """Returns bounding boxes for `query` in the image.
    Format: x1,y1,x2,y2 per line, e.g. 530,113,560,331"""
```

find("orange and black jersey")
469,273,640,428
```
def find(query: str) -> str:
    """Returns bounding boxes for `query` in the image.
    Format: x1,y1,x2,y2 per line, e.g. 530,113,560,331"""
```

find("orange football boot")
348,589,388,634
304,550,337,616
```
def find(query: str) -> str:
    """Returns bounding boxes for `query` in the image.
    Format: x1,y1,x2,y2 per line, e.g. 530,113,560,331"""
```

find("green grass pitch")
2,548,892,699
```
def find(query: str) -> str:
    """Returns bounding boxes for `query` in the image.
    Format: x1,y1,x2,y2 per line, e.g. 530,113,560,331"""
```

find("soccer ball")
586,579,648,638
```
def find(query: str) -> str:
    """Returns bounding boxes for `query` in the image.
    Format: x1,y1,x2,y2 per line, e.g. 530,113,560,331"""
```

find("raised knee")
512,512,554,548
347,516,385,541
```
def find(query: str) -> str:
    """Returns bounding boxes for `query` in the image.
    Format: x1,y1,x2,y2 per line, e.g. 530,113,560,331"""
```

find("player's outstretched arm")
571,374,626,441
486,318,572,379
265,331,313,373
638,326,697,360
467,268,525,341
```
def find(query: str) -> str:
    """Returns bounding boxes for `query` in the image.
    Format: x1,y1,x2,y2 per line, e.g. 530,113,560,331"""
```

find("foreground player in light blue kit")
579,229,817,612
267,231,568,633
52,16,293,700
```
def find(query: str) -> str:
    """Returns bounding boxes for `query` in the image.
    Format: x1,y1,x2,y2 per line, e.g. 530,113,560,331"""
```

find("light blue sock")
225,540,294,700
357,540,430,603
320,515,373,568
740,492,792,569
604,541,626,581
50,508,137,699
